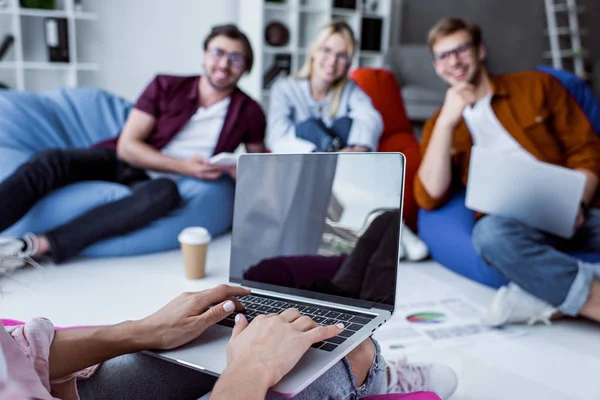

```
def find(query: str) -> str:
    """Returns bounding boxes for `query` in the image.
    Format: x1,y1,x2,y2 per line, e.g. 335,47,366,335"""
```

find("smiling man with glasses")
0,24,266,266
415,18,600,328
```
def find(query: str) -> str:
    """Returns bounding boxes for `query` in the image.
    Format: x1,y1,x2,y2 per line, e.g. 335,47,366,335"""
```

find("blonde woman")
267,20,383,153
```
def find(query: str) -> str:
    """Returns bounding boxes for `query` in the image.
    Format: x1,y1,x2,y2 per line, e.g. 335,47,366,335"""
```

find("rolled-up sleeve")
346,84,383,151
6,319,99,400
267,79,316,153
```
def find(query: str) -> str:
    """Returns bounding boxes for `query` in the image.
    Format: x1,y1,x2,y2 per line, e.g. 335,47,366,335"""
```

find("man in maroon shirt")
0,24,266,264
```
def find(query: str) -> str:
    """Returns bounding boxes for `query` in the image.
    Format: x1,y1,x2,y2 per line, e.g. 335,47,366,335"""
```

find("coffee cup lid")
178,227,211,245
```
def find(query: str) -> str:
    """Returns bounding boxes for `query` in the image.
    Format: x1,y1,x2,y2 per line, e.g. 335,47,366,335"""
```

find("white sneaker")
401,225,429,261
0,233,39,274
398,241,407,261
387,358,458,399
483,282,557,327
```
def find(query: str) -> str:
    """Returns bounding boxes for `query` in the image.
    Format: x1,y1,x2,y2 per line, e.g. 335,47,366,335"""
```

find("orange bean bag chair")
349,67,421,231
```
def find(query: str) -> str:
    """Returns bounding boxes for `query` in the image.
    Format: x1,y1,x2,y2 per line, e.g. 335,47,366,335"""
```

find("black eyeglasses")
209,47,246,69
432,42,474,63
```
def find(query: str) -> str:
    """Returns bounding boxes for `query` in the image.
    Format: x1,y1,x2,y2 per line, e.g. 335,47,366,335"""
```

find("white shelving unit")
238,0,392,107
0,0,98,91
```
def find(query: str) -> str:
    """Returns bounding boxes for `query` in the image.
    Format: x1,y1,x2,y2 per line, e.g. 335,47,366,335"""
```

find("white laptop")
466,146,586,239
147,152,406,396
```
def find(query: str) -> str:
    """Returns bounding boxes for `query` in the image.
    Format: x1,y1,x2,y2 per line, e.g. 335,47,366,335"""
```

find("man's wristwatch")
581,201,591,218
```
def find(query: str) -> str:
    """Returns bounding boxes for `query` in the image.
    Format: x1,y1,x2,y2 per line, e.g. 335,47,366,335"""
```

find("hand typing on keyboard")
216,294,375,352
214,308,344,395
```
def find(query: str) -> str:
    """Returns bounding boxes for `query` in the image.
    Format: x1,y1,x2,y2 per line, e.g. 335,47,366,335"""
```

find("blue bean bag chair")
536,65,600,134
0,87,234,258
418,67,600,288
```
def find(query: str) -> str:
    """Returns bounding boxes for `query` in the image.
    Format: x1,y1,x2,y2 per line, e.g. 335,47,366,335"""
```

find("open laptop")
148,152,406,396
466,146,586,239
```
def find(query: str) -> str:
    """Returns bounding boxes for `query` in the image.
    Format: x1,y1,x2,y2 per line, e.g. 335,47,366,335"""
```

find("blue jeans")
78,339,387,400
296,117,353,152
267,339,387,400
472,209,600,315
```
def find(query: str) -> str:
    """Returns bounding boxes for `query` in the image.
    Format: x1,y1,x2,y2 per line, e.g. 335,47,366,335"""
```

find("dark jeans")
295,117,353,152
0,148,182,263
77,353,216,400
332,210,400,304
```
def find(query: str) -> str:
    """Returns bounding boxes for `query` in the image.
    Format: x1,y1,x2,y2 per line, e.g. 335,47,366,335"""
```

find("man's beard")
468,64,484,86
206,70,237,92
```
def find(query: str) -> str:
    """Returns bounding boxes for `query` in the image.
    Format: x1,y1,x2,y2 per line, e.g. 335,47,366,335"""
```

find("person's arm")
416,118,455,200
116,110,223,180
345,84,383,151
211,363,270,400
114,77,186,174
246,142,267,153
48,285,249,380
267,79,317,153
415,83,476,210
115,109,186,174
48,321,146,380
574,168,599,228
544,74,600,205
578,169,599,206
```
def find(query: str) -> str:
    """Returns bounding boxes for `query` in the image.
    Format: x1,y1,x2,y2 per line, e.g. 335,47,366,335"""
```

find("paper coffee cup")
178,227,212,279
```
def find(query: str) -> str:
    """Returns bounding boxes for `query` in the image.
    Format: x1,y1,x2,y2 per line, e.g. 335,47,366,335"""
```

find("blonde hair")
296,20,356,118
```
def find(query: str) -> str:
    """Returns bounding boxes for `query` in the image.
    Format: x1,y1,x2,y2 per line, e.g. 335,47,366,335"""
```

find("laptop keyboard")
216,294,376,352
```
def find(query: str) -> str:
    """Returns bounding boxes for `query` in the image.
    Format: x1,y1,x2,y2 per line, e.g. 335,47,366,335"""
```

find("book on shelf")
360,17,382,51
44,17,70,62
0,35,15,61
333,0,357,10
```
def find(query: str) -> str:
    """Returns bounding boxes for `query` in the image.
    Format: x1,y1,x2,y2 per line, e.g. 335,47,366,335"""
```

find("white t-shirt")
148,96,231,179
462,93,535,160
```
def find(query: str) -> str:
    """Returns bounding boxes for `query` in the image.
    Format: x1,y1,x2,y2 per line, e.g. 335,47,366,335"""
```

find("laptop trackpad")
151,324,340,396
152,325,231,376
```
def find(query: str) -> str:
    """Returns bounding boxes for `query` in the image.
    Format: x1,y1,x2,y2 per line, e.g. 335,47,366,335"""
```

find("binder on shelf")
360,17,382,51
20,0,55,9
44,17,70,63
333,0,356,9
0,35,15,61
263,54,291,89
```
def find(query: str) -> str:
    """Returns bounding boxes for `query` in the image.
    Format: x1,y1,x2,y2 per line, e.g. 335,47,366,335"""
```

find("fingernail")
235,313,243,323
223,301,235,312
336,323,345,329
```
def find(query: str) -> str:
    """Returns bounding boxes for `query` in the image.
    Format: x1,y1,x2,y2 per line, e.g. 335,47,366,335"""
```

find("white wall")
80,0,238,100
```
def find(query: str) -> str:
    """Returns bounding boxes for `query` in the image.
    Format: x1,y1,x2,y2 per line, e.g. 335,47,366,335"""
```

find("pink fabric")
1,321,441,400
1,320,24,327
1,319,98,400
363,393,441,400
2,319,92,330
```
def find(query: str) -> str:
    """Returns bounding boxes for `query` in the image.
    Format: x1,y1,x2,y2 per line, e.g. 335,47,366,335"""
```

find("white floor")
1,234,599,400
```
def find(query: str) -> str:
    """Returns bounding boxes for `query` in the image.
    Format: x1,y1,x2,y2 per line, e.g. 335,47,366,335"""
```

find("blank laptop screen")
229,153,405,310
